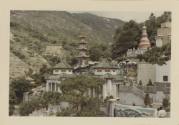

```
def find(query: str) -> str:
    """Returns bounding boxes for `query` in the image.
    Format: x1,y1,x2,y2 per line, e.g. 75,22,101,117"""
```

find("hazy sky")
72,11,164,22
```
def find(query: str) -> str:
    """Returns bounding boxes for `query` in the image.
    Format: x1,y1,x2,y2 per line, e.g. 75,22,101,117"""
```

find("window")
105,69,110,72
61,69,66,72
163,76,168,81
97,69,102,72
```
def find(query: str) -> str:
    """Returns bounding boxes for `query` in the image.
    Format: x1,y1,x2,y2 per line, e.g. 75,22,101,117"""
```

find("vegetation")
137,43,171,65
147,79,153,86
60,75,105,116
112,20,141,59
112,11,171,59
139,80,143,86
19,92,62,116
31,64,50,85
162,98,170,108
9,78,32,105
10,11,124,75
89,43,112,61
43,55,62,66
144,93,152,107
9,78,32,115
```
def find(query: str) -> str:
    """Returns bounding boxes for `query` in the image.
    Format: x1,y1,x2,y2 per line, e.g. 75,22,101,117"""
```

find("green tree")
42,92,62,106
112,20,141,58
139,80,143,86
112,11,171,59
31,64,50,85
60,75,104,116
89,43,111,61
144,93,151,106
147,79,153,86
162,98,169,108
10,78,32,104
137,43,171,65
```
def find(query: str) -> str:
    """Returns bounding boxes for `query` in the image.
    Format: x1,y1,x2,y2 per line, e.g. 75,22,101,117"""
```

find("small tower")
77,34,89,67
138,24,151,49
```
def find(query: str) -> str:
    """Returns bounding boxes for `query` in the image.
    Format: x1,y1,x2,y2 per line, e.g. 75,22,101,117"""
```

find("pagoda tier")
77,55,90,58
79,39,87,44
77,53,90,58
77,46,88,50
77,34,90,67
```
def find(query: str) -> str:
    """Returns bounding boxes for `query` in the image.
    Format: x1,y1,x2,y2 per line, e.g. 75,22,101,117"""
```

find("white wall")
94,69,119,76
156,38,163,47
155,61,170,83
102,79,117,99
53,69,73,75
137,62,156,85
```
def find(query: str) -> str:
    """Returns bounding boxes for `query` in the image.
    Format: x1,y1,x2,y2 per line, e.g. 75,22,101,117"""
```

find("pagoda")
138,25,151,49
76,34,90,67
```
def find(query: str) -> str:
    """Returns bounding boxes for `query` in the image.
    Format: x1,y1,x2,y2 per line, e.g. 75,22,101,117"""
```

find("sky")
72,11,164,23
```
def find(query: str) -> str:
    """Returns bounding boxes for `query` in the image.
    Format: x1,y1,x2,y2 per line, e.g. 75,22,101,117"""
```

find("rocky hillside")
10,11,124,79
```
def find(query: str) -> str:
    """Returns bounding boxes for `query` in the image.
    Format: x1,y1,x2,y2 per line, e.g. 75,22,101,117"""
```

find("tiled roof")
93,59,118,69
53,61,72,69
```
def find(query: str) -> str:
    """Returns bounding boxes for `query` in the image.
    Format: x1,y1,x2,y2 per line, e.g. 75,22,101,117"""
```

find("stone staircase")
118,85,145,99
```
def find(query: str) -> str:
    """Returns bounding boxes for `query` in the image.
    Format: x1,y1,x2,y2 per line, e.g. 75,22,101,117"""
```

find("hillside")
10,11,124,79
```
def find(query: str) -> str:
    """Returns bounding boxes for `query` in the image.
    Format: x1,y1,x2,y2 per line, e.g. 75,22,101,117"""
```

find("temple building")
156,21,171,47
137,21,171,86
92,59,120,76
92,60,123,99
45,61,73,92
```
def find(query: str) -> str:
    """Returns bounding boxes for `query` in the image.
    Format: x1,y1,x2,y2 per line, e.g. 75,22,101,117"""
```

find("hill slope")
10,11,124,79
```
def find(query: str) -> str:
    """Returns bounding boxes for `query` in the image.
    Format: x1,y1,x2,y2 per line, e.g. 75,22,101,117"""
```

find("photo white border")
0,0,179,125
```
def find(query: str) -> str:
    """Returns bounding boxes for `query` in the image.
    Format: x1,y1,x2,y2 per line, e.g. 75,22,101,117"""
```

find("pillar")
50,82,52,91
108,99,116,117
107,79,113,96
55,83,57,92
88,88,91,96
112,83,117,98
93,88,96,97
46,82,49,92
103,83,107,99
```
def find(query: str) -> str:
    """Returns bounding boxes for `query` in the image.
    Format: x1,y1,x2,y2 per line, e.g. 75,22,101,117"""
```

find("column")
107,79,112,96
103,83,107,99
46,82,49,92
55,82,57,92
108,99,116,117
112,83,117,98
50,82,52,92
93,88,95,97
88,88,91,96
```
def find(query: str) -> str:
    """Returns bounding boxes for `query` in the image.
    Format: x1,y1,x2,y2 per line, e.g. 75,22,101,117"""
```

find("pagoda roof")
93,59,118,69
95,73,124,80
53,61,72,69
46,74,74,80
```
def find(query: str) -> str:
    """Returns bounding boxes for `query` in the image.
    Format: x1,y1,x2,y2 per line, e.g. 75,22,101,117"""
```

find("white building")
156,22,171,47
45,62,73,92
155,61,170,83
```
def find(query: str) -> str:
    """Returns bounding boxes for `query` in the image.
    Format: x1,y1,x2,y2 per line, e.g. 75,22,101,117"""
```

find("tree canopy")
137,43,171,65
112,11,171,60
60,75,105,116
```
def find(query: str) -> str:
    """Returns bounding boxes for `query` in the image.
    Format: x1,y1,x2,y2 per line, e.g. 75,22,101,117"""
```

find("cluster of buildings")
43,21,171,108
